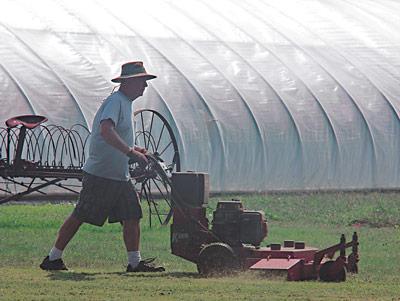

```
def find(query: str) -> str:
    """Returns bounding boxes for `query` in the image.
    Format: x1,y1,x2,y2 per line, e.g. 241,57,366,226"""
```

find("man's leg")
123,218,141,268
54,214,83,251
122,218,165,272
118,182,163,272
122,218,140,251
40,214,82,271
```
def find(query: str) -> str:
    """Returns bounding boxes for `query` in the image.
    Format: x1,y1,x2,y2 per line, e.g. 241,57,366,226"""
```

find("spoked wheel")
132,109,180,226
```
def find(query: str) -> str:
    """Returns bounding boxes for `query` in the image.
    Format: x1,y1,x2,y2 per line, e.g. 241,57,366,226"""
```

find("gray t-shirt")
83,91,134,181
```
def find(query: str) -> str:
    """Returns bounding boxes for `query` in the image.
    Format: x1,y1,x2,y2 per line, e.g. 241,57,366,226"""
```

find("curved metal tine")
63,128,83,167
0,129,7,158
141,131,157,153
52,127,64,167
52,126,70,167
66,130,78,161
25,128,41,162
31,127,46,163
7,129,19,163
24,130,34,162
53,127,62,166
81,133,90,166
59,128,75,167
70,123,90,135
45,125,64,166
70,124,90,165
69,128,87,166
39,125,57,167
136,130,158,160
135,125,146,151
139,111,161,154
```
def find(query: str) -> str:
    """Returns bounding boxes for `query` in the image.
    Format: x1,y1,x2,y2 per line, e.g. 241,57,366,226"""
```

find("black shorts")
72,172,143,226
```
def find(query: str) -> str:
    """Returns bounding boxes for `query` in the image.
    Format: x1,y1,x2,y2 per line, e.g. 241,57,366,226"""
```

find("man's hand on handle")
133,146,148,155
127,147,148,167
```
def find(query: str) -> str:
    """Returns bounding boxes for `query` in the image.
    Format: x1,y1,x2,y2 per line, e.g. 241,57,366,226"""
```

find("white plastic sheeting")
0,0,399,192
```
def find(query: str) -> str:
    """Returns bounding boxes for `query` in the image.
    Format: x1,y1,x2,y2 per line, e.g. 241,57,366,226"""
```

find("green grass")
0,193,399,300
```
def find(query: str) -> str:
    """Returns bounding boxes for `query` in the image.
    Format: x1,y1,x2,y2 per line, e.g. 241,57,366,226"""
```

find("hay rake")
0,111,181,227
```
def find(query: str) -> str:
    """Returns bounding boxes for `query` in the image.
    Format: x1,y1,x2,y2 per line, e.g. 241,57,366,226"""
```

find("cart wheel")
197,243,240,276
132,109,180,226
319,261,346,282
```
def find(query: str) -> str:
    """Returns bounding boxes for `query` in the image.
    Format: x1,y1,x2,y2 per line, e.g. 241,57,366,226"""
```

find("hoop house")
1,0,399,192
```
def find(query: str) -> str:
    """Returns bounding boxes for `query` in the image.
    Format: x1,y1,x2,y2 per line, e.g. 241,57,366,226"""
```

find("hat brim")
111,73,157,83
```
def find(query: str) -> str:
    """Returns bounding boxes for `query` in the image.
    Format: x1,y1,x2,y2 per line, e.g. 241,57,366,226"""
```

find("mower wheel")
319,261,346,282
197,243,240,276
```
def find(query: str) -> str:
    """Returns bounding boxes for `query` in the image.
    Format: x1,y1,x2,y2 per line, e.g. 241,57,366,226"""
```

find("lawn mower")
132,153,359,282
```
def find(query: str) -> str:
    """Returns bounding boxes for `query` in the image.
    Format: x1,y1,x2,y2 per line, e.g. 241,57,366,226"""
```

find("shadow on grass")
46,271,199,281
123,272,200,279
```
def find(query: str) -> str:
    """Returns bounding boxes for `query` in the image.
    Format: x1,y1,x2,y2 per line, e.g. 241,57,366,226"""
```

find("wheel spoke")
159,140,173,157
155,124,165,152
147,112,155,150
145,180,164,225
150,178,171,205
139,112,149,150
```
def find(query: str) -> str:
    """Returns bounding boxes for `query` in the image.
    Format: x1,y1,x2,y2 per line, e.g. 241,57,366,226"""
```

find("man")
40,61,164,272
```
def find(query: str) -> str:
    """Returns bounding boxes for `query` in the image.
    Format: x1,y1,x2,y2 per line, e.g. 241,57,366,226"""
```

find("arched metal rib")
186,0,307,181
0,20,88,128
232,0,341,177
325,0,400,121
0,62,36,115
252,0,378,185
95,0,227,183
144,2,267,188
58,1,186,160
57,1,185,161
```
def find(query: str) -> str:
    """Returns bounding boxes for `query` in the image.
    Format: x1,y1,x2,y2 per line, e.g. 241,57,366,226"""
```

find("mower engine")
212,200,267,248
170,172,267,264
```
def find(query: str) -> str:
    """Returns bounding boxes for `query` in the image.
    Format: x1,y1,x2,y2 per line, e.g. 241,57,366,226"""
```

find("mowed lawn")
0,193,399,300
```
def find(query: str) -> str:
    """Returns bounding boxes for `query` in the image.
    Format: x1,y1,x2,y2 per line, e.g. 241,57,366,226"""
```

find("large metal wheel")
132,109,180,226
197,243,240,276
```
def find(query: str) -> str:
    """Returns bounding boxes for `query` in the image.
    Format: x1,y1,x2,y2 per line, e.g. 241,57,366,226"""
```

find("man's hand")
127,148,148,167
134,146,148,155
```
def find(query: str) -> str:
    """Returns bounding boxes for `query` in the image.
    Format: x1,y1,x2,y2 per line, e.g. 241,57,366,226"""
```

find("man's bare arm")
100,119,148,165
100,119,131,154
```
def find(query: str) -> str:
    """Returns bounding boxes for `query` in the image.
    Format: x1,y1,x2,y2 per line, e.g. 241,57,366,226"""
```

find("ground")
0,192,399,300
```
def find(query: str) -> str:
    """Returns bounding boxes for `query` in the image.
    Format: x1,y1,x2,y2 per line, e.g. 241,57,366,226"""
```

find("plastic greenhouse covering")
1,0,400,192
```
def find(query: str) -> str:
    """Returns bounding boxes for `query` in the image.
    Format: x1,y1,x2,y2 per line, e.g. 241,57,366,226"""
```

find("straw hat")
111,61,157,83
